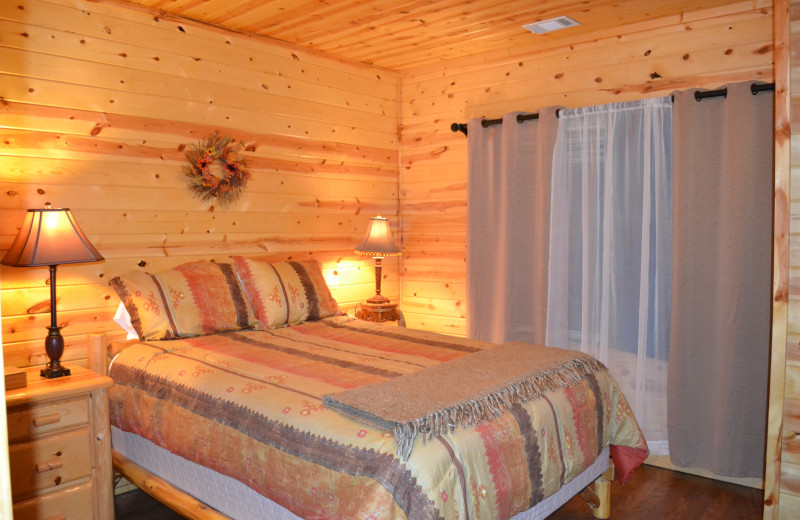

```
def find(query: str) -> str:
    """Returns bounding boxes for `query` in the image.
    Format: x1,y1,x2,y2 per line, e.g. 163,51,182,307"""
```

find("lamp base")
366,294,391,304
42,322,70,379
40,364,71,379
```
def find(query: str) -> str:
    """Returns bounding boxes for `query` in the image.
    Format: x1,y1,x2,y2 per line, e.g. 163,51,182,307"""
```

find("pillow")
232,257,340,328
109,261,260,340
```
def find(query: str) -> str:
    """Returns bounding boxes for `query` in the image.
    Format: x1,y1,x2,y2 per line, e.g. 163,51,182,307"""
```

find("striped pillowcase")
232,257,340,328
109,261,261,341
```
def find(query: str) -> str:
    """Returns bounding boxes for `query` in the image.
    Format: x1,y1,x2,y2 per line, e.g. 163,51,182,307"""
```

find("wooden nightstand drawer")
12,480,94,520
7,395,90,443
6,365,115,518
9,427,92,500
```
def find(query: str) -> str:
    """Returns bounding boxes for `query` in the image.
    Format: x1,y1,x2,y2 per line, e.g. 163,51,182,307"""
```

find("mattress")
109,315,647,520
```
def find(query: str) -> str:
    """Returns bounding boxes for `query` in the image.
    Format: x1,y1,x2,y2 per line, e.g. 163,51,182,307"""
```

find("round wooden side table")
355,301,406,327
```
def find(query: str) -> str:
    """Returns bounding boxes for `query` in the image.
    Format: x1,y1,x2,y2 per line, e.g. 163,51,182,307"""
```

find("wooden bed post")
580,460,614,519
88,332,109,376
591,461,615,519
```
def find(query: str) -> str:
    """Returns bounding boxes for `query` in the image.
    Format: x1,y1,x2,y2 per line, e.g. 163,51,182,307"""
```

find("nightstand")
355,301,406,327
6,365,114,519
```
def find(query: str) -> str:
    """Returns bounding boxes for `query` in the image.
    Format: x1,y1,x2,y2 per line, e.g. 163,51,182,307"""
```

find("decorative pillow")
109,261,260,340
232,256,340,328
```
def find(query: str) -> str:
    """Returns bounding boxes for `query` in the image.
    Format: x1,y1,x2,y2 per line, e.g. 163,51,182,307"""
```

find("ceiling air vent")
522,16,580,34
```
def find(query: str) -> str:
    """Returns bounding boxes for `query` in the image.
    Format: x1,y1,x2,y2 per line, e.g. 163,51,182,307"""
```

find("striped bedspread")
109,316,648,520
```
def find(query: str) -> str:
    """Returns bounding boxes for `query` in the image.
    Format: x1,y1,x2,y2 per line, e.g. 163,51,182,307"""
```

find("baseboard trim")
645,454,763,489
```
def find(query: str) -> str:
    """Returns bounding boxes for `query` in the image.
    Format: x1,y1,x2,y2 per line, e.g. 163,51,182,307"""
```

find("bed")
95,257,648,520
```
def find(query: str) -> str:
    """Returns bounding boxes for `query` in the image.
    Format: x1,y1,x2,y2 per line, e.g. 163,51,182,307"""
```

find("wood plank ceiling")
115,0,747,70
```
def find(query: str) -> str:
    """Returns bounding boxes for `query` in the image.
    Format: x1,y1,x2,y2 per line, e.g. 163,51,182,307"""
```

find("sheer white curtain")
545,97,672,455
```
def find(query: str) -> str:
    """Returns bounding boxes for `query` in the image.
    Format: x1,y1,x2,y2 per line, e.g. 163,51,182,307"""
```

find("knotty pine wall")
776,0,799,516
398,1,774,336
0,0,401,368
0,0,778,364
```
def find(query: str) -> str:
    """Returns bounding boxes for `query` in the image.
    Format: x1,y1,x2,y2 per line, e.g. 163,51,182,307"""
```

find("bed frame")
87,332,614,520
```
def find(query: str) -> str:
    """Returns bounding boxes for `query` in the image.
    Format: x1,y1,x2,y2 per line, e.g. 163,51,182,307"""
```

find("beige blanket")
323,341,603,458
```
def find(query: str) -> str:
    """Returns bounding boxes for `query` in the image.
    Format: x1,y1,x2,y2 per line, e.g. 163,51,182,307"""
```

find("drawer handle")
33,413,62,427
35,459,63,473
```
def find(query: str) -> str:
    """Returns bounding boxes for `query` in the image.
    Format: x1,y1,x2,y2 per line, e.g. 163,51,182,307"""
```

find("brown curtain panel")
668,82,773,478
466,108,559,344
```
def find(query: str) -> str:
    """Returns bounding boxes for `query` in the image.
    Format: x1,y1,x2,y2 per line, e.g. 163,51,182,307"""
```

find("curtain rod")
450,112,539,136
450,82,775,136
693,82,774,101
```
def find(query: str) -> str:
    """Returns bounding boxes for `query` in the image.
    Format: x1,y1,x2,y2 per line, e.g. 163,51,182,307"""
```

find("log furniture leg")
579,459,614,519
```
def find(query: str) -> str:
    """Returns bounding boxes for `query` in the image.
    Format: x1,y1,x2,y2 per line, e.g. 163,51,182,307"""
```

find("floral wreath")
183,132,250,208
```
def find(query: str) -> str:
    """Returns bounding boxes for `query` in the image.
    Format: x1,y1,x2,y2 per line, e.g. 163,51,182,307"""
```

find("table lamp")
354,216,401,304
2,204,104,378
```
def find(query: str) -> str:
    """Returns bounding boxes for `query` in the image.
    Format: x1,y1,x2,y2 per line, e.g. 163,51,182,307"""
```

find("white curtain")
545,97,673,455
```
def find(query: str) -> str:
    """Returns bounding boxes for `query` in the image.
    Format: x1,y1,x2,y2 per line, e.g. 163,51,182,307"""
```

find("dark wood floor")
114,464,763,519
548,464,763,520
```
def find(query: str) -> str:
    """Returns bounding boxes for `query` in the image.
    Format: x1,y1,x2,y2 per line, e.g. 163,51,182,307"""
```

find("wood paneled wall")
0,0,401,368
774,0,800,516
0,1,778,361
398,1,774,336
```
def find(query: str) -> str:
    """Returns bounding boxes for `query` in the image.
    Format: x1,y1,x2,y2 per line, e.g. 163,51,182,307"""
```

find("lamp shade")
2,206,104,267
354,216,401,257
